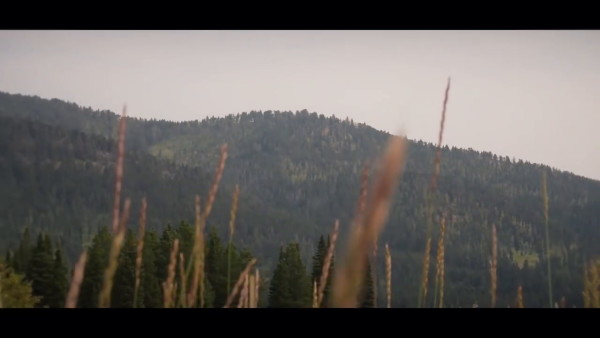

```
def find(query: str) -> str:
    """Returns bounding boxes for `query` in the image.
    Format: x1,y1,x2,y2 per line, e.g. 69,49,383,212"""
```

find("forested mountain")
1,91,599,308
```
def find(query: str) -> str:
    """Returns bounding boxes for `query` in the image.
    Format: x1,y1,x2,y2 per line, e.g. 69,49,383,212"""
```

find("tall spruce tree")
78,227,111,308
360,258,376,308
269,243,311,308
140,230,161,308
112,230,136,308
46,246,68,308
27,234,55,307
11,228,33,274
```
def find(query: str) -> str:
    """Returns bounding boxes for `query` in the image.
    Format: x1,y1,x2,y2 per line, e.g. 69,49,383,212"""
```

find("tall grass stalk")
227,185,240,297
331,136,407,308
517,285,524,308
312,280,318,308
419,77,451,308
385,244,391,308
99,198,131,308
162,239,179,308
111,106,127,234
249,271,256,308
186,145,228,307
65,250,88,308
317,219,339,307
583,259,600,308
254,269,260,308
178,253,187,307
238,273,249,308
133,197,147,308
433,216,446,308
224,258,257,308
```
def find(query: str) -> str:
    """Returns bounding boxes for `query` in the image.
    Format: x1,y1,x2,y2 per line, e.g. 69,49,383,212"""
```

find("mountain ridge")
1,90,599,307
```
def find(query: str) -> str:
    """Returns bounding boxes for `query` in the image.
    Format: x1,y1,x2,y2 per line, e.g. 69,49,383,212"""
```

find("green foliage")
269,243,311,308
0,259,39,308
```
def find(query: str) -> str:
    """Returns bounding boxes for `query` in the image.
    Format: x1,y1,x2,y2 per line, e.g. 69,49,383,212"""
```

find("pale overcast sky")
1,30,599,180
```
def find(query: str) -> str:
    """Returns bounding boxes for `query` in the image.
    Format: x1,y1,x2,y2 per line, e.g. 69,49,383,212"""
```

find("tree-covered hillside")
1,91,599,307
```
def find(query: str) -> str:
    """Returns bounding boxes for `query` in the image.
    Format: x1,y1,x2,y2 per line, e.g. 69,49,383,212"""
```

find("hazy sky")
1,30,599,180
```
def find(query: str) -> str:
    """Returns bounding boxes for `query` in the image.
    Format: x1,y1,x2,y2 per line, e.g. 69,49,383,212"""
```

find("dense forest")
0,91,599,308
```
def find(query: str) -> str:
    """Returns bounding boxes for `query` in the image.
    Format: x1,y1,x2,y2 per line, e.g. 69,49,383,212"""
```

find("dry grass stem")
331,136,407,308
385,244,392,308
434,216,446,308
317,219,339,307
133,197,147,308
111,106,127,234
224,258,258,308
99,198,130,308
179,253,187,308
65,250,88,308
162,239,180,308
517,285,524,308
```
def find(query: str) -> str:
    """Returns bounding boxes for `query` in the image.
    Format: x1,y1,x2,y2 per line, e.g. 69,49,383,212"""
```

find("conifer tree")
27,234,55,307
78,227,111,308
360,258,376,308
140,230,161,308
112,230,136,308
46,246,68,308
269,243,311,308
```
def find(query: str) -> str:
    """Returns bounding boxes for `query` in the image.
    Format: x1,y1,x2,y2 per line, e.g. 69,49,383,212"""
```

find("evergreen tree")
78,227,111,308
112,230,136,308
269,247,289,308
205,227,227,307
269,243,311,308
156,224,176,286
360,258,376,308
311,236,326,284
140,230,161,308
11,228,32,274
45,246,68,308
27,234,55,307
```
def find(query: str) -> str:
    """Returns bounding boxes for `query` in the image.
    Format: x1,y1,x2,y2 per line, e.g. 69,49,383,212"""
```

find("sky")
1,30,599,180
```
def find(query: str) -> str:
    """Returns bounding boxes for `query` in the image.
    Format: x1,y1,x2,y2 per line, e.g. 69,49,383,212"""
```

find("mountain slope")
1,91,599,307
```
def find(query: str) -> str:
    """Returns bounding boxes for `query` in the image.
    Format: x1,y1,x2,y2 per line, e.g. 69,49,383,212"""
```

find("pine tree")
78,227,111,308
311,236,326,284
45,246,68,308
112,230,136,308
205,227,226,307
140,230,161,308
11,228,33,274
269,247,289,308
156,224,176,286
26,234,56,307
269,243,311,308
360,258,376,308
